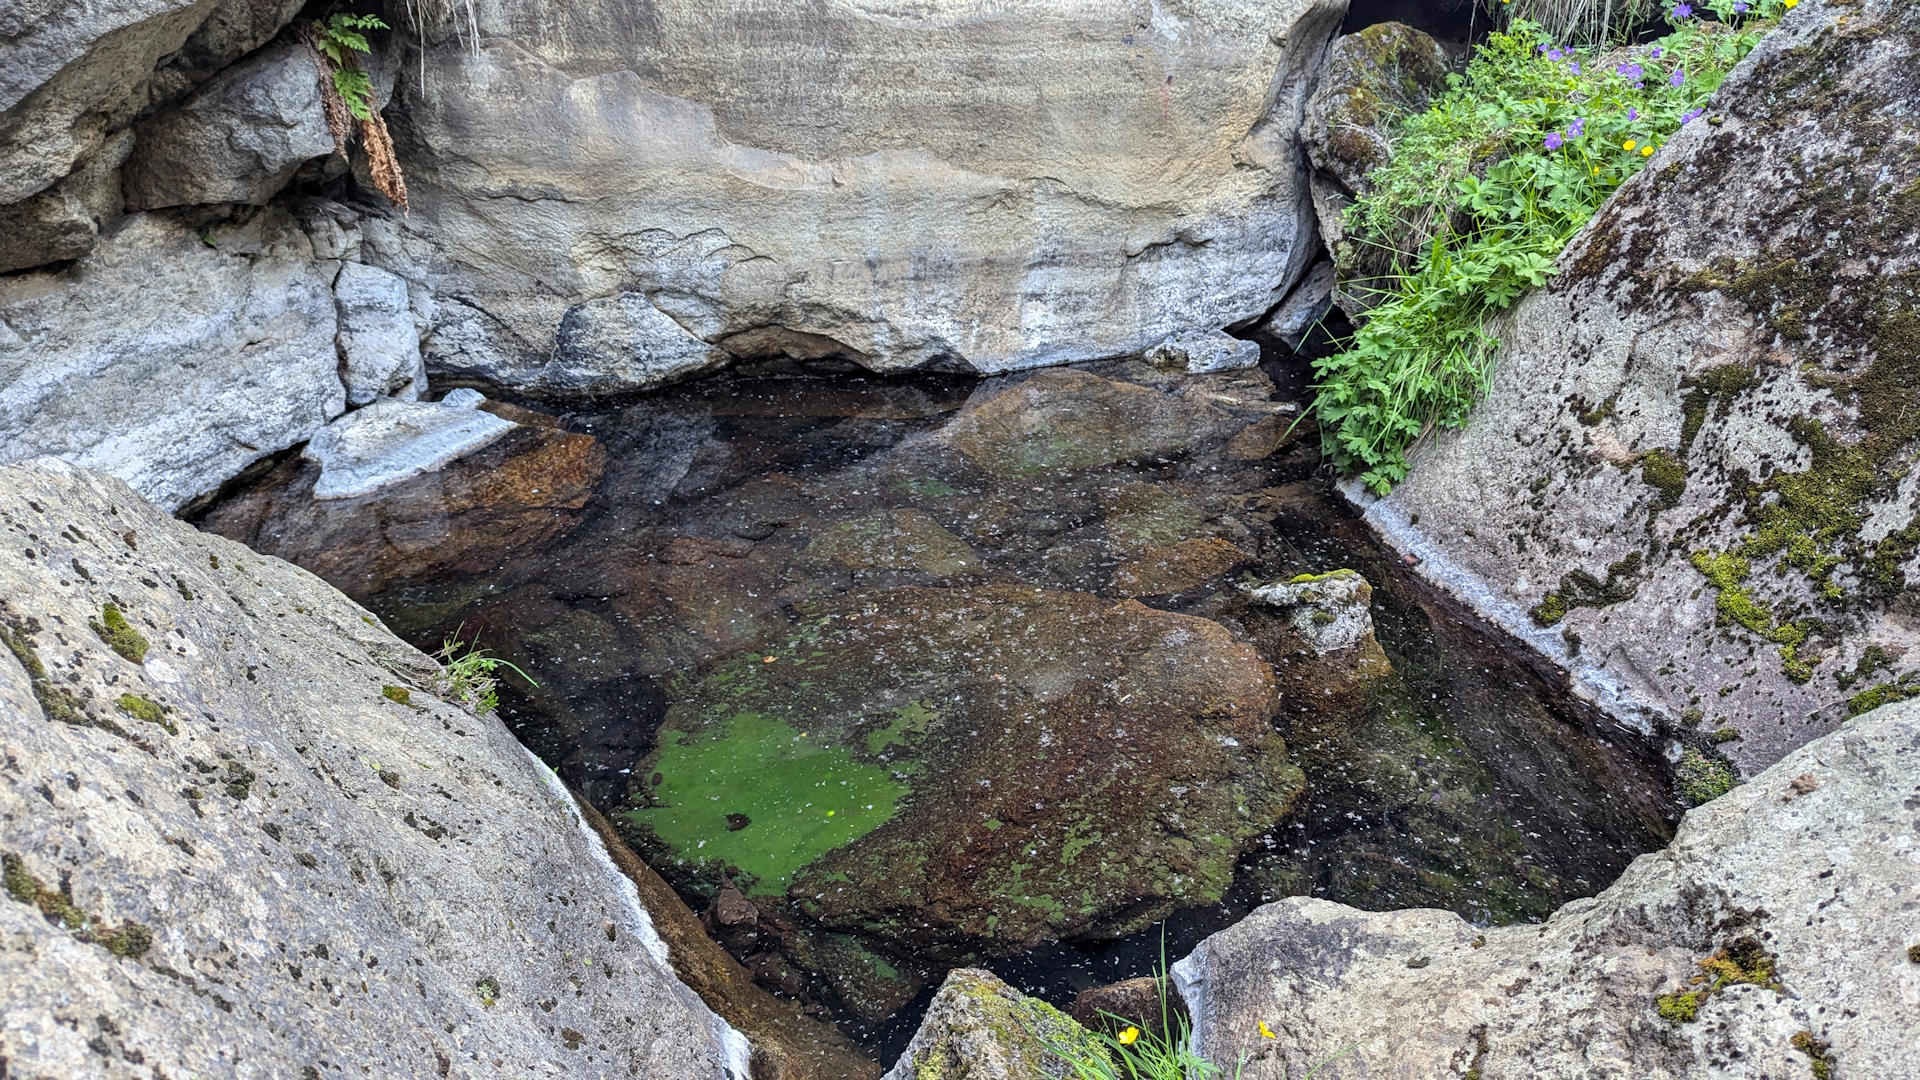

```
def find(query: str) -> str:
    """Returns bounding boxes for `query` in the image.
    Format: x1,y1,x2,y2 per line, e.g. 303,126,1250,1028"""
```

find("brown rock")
1112,536,1249,596
1068,976,1190,1040
195,417,604,597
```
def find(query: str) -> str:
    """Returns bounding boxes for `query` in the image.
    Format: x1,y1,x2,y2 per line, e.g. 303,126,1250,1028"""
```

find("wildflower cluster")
1312,10,1778,493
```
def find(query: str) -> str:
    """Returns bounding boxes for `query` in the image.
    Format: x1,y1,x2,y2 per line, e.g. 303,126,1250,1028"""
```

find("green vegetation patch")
624,710,908,897
116,693,175,734
1655,936,1779,1026
1313,9,1776,492
4,853,152,959
1846,675,1920,718
1675,747,1737,806
90,604,149,664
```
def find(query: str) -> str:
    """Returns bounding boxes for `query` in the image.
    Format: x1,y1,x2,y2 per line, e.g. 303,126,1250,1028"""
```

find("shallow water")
194,359,1677,1060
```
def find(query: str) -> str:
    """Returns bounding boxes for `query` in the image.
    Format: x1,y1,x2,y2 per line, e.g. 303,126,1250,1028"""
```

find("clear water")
194,359,1677,1062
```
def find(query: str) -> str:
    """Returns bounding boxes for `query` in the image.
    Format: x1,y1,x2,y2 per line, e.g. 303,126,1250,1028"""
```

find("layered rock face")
1349,0,1920,773
0,458,747,1077
1172,696,1920,1079
385,0,1346,385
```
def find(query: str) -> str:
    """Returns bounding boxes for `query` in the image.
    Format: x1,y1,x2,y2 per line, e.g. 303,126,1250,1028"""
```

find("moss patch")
3,853,152,959
381,685,412,706
1654,936,1780,1025
1676,747,1737,805
1845,675,1920,717
3,617,90,725
90,604,149,664
1530,551,1644,626
116,693,175,734
623,709,908,897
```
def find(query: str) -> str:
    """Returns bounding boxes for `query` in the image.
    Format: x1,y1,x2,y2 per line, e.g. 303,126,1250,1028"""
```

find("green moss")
116,693,175,734
1640,449,1687,510
1531,551,1643,626
623,710,908,896
3,853,151,958
222,759,256,800
90,604,149,664
3,618,90,726
475,976,500,1007
1676,748,1737,805
1846,676,1919,717
1655,990,1702,1024
1689,550,1815,680
1287,568,1362,585
381,685,412,706
1791,1032,1834,1079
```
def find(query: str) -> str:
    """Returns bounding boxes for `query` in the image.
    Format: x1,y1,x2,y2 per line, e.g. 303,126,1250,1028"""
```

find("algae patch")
625,710,908,897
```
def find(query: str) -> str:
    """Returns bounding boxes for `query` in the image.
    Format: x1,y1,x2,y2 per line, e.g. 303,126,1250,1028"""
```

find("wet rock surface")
880,968,1101,1080
0,457,745,1077
1174,696,1920,1080
1354,0,1920,776
201,360,1677,1052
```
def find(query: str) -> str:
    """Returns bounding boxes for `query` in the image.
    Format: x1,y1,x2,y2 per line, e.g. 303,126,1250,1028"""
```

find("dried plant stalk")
361,108,410,215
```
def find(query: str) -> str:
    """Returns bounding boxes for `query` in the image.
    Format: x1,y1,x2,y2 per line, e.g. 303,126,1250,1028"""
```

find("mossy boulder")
881,968,1106,1080
623,584,1303,961
1351,0,1920,776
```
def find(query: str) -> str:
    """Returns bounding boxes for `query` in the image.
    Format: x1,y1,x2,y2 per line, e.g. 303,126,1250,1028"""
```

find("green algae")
866,701,936,754
624,710,907,897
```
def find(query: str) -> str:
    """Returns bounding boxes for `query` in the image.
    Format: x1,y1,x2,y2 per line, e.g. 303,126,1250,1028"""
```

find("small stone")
302,397,517,500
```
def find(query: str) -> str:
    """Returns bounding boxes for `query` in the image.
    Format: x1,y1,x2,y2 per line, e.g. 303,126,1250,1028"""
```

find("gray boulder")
1146,330,1263,375
384,0,1347,386
0,210,344,512
0,457,749,1077
1348,0,1920,773
334,260,427,406
1172,696,1920,1079
0,129,132,273
124,41,335,210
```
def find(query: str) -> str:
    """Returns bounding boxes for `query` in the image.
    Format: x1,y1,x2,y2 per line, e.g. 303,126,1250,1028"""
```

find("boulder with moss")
882,968,1106,1080
1346,0,1920,775
1171,695,1920,1079
0,457,749,1077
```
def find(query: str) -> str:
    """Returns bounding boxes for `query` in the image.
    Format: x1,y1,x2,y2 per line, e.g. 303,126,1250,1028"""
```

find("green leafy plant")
435,633,537,716
313,10,390,120
1313,8,1780,493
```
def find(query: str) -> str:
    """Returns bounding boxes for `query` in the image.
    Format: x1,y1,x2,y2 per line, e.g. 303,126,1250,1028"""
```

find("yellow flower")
1623,140,1637,151
1118,1027,1140,1045
1259,1021,1278,1040
1591,166,1600,174
1784,0,1797,7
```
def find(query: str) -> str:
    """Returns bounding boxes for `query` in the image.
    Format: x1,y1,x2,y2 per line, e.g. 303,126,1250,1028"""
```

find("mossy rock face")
625,584,1301,957
1362,0,1920,774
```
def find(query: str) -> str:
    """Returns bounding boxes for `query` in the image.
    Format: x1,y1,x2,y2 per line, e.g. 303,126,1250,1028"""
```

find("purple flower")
1617,61,1644,80
1628,107,1640,121
1650,46,1665,59
1568,117,1587,136
1670,68,1686,86
1570,60,1581,74
1680,107,1705,124
1673,3,1693,17
1547,47,1566,61
1545,132,1565,150
1733,1,1749,10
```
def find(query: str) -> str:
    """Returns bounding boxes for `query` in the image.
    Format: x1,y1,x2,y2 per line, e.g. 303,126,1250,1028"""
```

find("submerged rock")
1173,696,1920,1079
194,400,604,595
1351,0,1920,774
0,458,746,1076
881,968,1104,1080
623,584,1304,962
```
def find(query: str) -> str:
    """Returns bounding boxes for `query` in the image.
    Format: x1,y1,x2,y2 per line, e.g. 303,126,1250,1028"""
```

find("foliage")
1675,747,1736,805
1041,950,1355,1079
313,10,389,121
434,633,536,716
1313,7,1780,493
